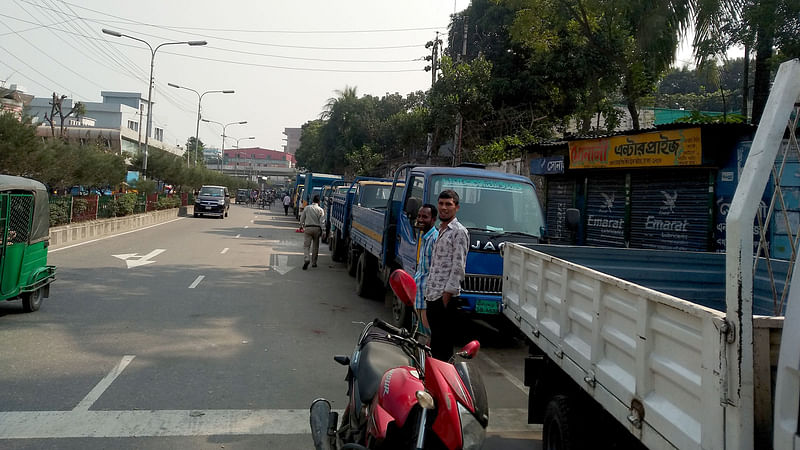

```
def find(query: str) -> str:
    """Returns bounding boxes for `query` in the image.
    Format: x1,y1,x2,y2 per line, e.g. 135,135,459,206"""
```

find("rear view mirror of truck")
565,208,580,231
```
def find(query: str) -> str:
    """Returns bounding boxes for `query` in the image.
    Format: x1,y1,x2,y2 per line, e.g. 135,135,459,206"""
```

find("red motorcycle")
310,269,489,450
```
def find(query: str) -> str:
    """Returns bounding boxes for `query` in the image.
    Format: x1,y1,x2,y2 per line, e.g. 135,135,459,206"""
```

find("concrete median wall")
49,206,193,248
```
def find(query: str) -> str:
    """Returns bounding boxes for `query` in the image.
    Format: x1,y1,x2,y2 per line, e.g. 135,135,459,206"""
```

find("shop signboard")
568,128,702,169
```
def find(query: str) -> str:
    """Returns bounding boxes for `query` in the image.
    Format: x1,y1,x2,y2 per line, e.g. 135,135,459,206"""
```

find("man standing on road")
425,190,469,361
283,193,291,216
413,204,438,339
300,195,325,270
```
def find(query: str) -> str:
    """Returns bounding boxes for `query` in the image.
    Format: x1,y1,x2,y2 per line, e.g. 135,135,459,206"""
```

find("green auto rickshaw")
0,175,56,312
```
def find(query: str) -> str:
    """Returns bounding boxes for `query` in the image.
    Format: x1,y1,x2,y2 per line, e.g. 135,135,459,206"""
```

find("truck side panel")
350,205,385,258
503,242,727,449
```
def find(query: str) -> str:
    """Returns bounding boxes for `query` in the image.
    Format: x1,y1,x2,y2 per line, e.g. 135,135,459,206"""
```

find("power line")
50,0,444,34
18,1,427,50
0,45,87,97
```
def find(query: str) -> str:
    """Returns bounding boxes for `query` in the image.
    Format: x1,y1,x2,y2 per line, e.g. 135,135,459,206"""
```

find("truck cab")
390,166,545,316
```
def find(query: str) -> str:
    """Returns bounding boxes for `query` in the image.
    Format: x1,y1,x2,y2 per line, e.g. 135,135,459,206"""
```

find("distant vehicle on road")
194,185,230,219
236,189,249,204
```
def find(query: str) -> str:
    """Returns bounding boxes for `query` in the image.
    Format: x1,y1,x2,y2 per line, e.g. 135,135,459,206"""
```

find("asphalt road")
0,203,541,449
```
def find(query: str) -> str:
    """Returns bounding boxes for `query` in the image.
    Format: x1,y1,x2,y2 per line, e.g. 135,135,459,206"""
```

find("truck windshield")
360,185,394,208
428,175,544,236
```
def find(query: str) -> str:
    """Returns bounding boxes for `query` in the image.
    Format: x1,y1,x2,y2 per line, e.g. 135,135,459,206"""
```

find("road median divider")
49,206,193,248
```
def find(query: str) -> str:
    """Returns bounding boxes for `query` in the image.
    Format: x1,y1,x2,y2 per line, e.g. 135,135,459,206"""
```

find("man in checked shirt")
425,189,469,361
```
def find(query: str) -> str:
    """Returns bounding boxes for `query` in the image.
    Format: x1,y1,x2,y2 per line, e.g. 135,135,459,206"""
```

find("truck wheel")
391,294,412,329
22,288,43,312
543,395,586,450
356,253,372,298
347,248,358,277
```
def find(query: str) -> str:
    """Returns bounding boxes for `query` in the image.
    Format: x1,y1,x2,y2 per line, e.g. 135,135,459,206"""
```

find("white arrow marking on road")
112,249,166,269
271,254,294,275
235,234,241,239
220,248,229,254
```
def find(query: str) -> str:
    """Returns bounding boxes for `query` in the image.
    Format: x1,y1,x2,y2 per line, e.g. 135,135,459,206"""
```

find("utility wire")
18,0,427,50
0,45,86,97
50,0,444,34
0,59,58,93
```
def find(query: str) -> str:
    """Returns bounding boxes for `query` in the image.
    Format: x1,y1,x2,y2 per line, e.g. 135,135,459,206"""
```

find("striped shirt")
425,217,469,302
414,226,439,309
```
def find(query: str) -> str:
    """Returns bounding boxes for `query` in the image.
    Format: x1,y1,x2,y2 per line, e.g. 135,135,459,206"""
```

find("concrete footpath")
49,206,193,248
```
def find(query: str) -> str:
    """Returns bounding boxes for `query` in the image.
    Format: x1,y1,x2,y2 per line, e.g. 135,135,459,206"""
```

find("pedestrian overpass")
207,164,298,181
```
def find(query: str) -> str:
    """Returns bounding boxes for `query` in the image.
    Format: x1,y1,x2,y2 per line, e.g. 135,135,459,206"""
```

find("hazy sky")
1,0,470,152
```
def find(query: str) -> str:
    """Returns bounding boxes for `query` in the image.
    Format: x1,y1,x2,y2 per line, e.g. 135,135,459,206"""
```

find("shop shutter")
630,171,711,251
545,177,576,244
585,174,627,247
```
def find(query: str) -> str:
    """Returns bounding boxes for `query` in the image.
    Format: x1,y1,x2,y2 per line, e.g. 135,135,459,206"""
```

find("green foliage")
675,110,748,123
49,200,70,227
345,145,383,176
156,196,182,210
134,179,157,195
112,193,138,216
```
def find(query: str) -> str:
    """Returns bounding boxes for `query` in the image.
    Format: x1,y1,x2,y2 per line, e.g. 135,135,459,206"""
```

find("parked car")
194,185,230,218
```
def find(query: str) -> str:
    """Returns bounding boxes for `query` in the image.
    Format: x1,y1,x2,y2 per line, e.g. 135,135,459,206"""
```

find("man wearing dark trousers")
425,190,469,361
300,195,325,270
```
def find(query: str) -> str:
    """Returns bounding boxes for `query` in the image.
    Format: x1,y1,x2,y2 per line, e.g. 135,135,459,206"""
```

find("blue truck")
295,172,343,219
345,164,546,327
328,178,396,263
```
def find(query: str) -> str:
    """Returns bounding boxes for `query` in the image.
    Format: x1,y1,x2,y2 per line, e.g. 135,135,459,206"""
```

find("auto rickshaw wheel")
22,288,43,313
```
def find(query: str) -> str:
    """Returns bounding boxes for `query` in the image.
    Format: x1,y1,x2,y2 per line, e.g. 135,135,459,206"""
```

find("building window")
127,120,139,131
154,128,163,141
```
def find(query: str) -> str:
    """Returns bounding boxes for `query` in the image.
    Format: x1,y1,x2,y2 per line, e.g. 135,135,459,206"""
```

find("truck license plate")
475,300,499,314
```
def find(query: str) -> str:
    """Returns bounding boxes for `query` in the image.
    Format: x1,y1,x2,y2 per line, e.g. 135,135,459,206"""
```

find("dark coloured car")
194,185,230,218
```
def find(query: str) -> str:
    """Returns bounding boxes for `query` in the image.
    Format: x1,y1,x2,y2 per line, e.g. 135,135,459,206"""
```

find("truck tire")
22,288,43,312
347,247,358,277
356,253,373,298
392,294,412,329
543,395,586,450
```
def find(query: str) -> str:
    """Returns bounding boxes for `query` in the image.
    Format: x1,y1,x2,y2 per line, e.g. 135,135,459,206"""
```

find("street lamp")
235,136,256,180
102,28,206,178
167,82,234,167
201,119,247,173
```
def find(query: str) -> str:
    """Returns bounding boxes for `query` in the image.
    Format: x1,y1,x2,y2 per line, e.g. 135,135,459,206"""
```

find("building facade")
282,127,301,156
26,91,181,156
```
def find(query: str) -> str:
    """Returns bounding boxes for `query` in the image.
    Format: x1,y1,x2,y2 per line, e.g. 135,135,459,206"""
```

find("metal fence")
48,193,183,227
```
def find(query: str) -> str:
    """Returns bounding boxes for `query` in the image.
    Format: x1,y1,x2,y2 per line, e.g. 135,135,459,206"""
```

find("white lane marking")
0,408,535,438
244,226,249,229
220,248,229,254
50,218,184,253
112,249,166,269
235,234,241,239
72,355,136,412
479,353,529,394
188,275,205,289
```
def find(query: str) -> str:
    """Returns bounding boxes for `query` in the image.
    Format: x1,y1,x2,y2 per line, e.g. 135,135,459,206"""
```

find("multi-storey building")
282,127,301,156
26,91,181,156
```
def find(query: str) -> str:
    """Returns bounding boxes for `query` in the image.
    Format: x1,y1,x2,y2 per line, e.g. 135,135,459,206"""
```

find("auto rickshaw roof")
0,174,51,242
0,174,48,194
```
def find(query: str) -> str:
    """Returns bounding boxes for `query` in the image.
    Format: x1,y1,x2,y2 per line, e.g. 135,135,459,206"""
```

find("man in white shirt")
282,193,291,216
300,195,325,270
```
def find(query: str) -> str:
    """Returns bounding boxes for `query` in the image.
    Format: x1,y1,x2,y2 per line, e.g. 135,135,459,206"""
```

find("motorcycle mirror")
456,340,481,359
389,269,417,307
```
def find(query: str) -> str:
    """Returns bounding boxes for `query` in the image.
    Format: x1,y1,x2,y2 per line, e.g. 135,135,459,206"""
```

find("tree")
185,136,205,166
42,93,85,139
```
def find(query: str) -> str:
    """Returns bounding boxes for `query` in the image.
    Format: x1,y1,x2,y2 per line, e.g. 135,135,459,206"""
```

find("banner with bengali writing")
568,128,702,169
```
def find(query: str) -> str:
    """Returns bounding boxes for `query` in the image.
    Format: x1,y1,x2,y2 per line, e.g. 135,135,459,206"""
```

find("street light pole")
235,136,256,181
201,119,247,175
167,83,234,167
102,28,206,178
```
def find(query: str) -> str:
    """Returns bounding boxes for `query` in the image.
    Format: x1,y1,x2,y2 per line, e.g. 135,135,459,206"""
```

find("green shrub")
113,193,138,216
156,196,181,210
49,201,70,226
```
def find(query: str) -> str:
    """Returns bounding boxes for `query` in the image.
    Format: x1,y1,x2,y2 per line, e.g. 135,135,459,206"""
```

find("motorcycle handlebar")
373,318,405,336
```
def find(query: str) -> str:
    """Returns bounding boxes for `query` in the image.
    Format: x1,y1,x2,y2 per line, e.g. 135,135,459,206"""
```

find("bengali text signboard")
568,128,702,169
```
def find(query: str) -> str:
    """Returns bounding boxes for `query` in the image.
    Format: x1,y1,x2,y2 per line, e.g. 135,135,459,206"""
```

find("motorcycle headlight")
458,403,486,450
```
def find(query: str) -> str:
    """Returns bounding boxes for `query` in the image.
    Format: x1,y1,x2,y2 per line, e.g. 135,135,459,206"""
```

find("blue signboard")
126,171,140,184
530,156,565,175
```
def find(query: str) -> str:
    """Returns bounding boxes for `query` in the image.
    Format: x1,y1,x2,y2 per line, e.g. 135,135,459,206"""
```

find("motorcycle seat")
356,341,414,403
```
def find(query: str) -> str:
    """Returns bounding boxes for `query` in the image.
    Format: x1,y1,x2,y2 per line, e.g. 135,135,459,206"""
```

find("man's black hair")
313,195,320,203
438,189,460,205
421,203,438,218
